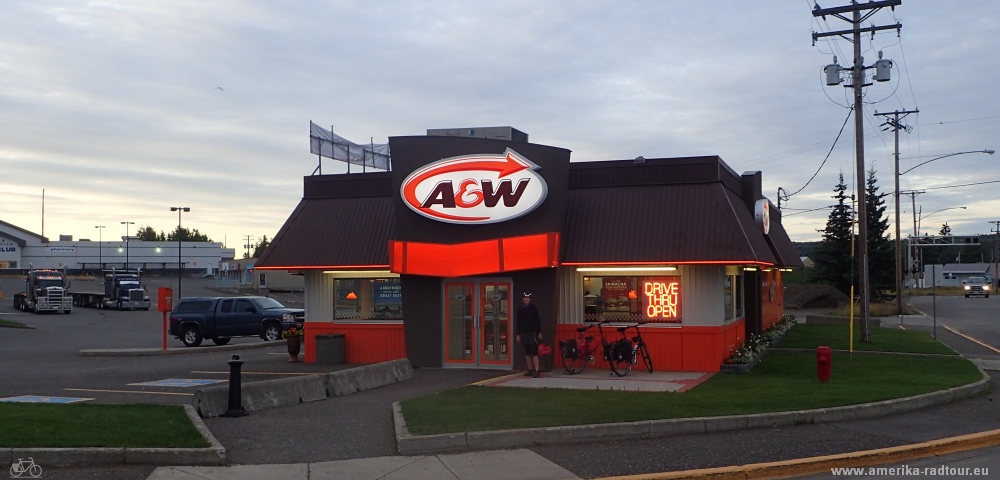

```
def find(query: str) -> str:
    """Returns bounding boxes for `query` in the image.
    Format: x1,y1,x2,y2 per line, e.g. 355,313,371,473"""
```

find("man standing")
516,292,542,378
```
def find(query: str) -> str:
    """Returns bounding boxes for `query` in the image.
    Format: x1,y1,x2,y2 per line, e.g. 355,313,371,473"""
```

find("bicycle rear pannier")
611,339,632,362
560,339,579,359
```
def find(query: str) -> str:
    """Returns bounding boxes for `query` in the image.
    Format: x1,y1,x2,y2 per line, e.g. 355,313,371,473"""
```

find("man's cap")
523,292,532,297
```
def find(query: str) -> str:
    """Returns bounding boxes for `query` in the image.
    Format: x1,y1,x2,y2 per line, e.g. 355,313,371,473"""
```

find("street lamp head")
986,150,995,155
170,207,191,212
121,221,134,225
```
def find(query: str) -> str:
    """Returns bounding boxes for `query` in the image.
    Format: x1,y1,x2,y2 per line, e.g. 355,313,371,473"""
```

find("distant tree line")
135,225,212,242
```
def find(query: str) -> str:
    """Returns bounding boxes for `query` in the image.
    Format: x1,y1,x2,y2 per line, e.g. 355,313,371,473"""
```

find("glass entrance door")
444,280,511,368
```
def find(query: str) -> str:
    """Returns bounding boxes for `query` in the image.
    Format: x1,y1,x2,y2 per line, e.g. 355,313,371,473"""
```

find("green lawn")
0,404,209,448
401,352,980,434
776,324,957,355
0,317,27,328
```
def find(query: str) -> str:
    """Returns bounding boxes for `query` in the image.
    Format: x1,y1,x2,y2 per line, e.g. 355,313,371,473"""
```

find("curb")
1,405,225,467
0,323,35,330
79,340,287,357
194,358,413,418
593,427,1000,480
393,366,991,455
767,347,959,357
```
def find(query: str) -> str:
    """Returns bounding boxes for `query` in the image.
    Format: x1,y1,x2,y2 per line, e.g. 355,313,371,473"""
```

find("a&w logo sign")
400,149,548,224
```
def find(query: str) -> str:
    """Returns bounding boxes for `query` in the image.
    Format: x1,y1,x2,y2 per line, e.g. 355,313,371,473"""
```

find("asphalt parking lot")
0,276,322,405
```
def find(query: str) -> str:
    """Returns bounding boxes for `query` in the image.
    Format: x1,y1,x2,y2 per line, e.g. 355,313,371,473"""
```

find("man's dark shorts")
523,343,539,356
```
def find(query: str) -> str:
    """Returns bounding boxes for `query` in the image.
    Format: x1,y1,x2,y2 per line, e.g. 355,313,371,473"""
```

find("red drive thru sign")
400,148,548,224
158,287,173,350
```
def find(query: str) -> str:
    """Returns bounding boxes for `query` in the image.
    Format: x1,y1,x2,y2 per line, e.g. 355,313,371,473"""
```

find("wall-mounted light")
577,266,677,272
627,290,637,299
156,247,161,253
346,291,357,300
744,267,758,272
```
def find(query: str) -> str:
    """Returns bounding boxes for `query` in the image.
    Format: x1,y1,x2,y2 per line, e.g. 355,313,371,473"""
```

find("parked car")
963,276,990,298
168,296,305,347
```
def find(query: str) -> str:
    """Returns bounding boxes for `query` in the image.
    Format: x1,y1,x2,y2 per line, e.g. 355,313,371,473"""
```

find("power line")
784,106,854,199
921,179,1000,191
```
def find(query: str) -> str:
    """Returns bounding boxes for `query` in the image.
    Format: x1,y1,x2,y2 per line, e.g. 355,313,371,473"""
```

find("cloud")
1,1,998,245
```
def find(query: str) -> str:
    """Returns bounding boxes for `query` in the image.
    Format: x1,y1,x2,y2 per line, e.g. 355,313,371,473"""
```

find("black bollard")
221,354,247,417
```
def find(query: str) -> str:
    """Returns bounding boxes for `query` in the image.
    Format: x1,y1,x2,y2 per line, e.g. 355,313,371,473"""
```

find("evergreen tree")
252,235,270,258
811,173,855,295
864,168,894,302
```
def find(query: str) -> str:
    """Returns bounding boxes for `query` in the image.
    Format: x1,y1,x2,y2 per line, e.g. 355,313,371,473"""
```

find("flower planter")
287,335,302,362
720,319,794,374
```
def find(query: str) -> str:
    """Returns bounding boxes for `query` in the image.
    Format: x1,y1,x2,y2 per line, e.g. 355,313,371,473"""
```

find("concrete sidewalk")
146,450,579,480
478,370,712,392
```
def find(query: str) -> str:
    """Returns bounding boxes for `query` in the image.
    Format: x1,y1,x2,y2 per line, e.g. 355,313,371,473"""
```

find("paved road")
797,444,1000,479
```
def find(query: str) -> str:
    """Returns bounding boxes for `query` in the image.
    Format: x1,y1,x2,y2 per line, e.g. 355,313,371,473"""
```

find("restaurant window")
582,276,681,324
334,278,402,321
724,272,744,323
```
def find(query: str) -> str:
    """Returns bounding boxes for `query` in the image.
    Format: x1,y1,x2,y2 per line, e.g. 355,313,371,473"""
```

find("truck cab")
14,269,73,313
104,273,151,310
964,276,990,298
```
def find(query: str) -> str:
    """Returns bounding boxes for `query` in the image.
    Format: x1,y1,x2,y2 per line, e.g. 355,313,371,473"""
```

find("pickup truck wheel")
263,324,281,342
182,327,203,347
212,337,232,346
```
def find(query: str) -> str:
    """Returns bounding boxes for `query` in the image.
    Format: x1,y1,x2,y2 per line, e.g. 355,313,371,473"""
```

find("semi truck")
70,270,151,310
13,269,74,313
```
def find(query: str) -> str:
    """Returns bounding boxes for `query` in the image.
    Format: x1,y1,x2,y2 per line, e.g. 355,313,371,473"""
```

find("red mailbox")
158,287,174,313
816,345,832,382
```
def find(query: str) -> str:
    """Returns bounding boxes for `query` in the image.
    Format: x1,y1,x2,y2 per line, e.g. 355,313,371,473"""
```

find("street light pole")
121,221,134,270
898,150,995,176
170,207,190,299
94,225,105,273
917,207,966,237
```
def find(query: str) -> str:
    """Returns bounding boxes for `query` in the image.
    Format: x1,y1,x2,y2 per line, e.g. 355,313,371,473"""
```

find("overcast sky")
3,1,998,251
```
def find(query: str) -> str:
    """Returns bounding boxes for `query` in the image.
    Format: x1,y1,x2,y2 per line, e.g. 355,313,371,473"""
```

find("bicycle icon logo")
9,457,42,478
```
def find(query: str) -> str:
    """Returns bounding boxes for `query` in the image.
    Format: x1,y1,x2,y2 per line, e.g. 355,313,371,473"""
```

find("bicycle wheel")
639,341,653,373
29,464,42,477
562,347,586,374
610,350,631,377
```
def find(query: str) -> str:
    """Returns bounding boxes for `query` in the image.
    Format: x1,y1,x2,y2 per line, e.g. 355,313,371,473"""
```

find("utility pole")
813,0,902,342
243,235,254,259
900,189,923,294
875,109,918,318
991,221,1000,290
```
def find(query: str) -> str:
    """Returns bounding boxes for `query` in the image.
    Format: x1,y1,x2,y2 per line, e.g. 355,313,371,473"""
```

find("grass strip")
401,352,979,434
776,324,957,355
0,318,28,328
0,404,209,448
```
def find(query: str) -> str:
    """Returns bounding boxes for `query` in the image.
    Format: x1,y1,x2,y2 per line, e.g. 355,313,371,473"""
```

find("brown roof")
255,173,395,269
765,210,805,268
561,183,777,264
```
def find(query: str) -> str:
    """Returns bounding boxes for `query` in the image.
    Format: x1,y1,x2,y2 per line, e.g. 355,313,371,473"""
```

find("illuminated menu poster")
601,277,630,313
641,277,681,323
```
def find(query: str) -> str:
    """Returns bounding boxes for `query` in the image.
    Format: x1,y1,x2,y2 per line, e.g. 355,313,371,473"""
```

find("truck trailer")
13,269,73,313
71,271,151,310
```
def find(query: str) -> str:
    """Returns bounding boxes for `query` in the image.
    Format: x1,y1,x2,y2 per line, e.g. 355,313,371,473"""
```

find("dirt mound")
784,284,850,309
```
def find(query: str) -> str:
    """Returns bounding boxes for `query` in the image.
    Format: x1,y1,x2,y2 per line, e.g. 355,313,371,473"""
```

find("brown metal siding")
256,195,395,268
561,183,776,264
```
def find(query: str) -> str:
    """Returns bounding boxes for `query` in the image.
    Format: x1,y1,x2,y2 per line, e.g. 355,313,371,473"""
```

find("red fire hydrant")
816,345,832,382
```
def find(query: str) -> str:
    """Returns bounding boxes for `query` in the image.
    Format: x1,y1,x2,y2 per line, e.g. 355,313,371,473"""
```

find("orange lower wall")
304,322,406,364
554,319,745,373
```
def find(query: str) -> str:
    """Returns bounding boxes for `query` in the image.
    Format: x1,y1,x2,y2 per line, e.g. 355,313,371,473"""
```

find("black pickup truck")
168,296,305,347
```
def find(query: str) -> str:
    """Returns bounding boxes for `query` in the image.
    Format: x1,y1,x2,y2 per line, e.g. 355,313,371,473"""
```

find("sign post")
158,287,174,350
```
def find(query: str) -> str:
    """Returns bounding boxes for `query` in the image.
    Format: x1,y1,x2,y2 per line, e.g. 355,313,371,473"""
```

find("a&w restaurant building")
256,129,801,372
